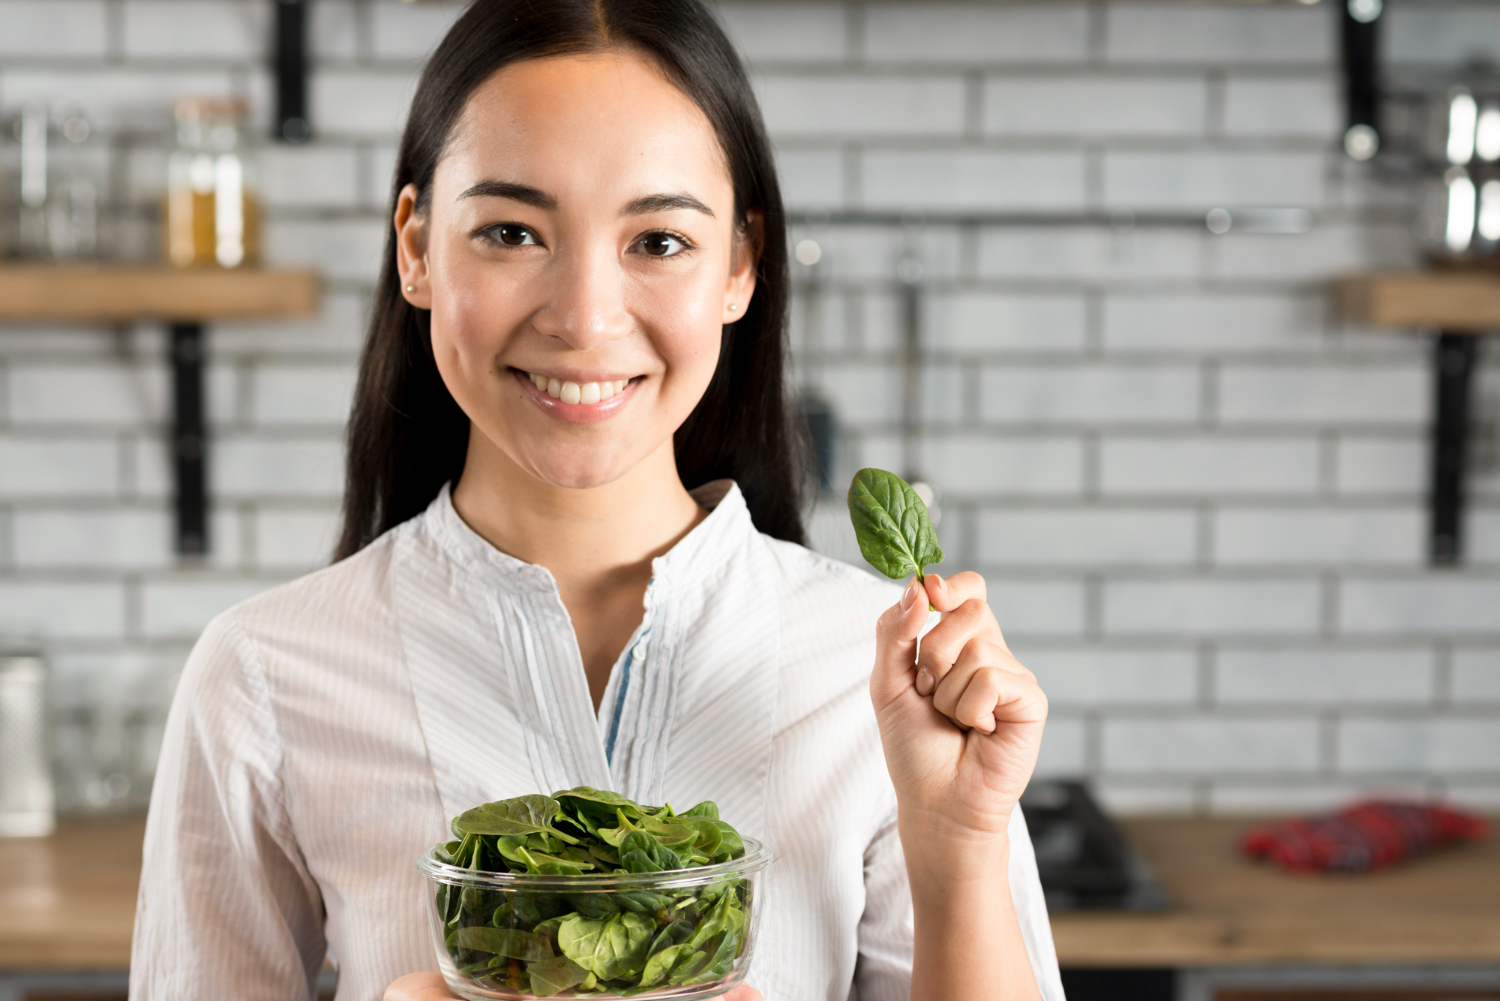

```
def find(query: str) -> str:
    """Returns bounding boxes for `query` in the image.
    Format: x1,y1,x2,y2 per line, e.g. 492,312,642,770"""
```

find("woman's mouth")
523,372,631,405
511,368,637,424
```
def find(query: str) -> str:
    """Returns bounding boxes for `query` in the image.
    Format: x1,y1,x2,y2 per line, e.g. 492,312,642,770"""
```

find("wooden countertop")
2,814,1497,971
0,265,318,321
1054,816,1500,968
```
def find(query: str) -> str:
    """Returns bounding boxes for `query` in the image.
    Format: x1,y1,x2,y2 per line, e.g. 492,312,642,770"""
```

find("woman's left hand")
871,572,1047,844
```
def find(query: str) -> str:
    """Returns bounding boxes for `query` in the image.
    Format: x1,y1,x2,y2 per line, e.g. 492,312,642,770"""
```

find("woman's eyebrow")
621,193,715,218
458,179,557,209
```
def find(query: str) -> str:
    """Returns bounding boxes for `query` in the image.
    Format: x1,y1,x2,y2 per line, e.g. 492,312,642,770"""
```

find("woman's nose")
530,244,633,350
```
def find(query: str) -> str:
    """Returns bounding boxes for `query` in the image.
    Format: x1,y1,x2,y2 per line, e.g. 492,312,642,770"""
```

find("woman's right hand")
383,972,764,1001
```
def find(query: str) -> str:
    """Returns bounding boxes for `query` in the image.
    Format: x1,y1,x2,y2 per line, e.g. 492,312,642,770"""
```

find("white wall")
0,0,1496,815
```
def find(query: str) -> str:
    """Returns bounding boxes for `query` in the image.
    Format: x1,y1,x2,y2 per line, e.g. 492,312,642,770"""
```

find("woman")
130,1,1061,999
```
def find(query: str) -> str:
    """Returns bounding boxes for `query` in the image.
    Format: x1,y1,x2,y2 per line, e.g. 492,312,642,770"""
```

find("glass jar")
10,101,104,261
165,96,260,268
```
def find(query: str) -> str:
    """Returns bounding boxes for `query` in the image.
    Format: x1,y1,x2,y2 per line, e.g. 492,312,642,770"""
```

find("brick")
785,225,964,283
1335,436,1423,496
977,227,1203,282
803,360,962,427
927,293,1087,353
1217,647,1433,705
1104,578,1322,636
1210,222,1420,282
757,74,966,138
251,363,357,427
311,69,421,138
1027,647,1197,706
0,68,234,132
1470,510,1500,565
367,145,400,209
254,506,341,571
0,581,125,640
1224,77,1340,138
1092,779,1196,814
0,438,117,498
715,3,847,62
986,579,1086,637
978,507,1197,568
14,508,171,570
775,148,845,209
1103,716,1320,774
919,434,1083,497
0,0,107,57
862,150,1086,211
1341,577,1500,636
1105,4,1332,64
980,362,1200,424
1453,649,1500,702
213,434,345,499
1104,293,1324,353
213,290,370,356
1105,151,1324,210
1215,507,1423,567
1384,5,1500,65
1339,718,1500,773
788,285,851,355
1218,364,1427,426
369,0,466,60
262,218,387,282
984,77,1206,137
259,144,361,210
123,0,263,59
141,577,282,639
1209,781,1381,814
864,4,1090,64
1033,716,1087,777
1101,436,1319,497
310,0,358,61
8,362,238,427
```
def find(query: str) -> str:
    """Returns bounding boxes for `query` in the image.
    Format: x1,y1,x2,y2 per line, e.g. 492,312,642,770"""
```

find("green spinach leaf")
846,467,943,583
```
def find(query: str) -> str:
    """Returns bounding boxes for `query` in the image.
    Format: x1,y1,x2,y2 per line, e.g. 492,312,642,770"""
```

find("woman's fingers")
722,985,764,1001
383,972,459,1001
871,576,934,710
924,570,987,612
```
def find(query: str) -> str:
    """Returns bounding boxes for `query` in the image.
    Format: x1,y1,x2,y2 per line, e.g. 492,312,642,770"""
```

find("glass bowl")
416,837,771,1000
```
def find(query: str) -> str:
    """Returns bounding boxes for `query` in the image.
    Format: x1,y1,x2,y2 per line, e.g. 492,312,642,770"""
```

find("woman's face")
395,51,756,491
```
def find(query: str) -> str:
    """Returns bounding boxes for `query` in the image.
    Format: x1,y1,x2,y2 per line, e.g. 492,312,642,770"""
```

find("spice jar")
165,96,260,268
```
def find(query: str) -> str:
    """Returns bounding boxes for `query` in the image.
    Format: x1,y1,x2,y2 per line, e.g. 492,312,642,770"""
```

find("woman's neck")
450,430,706,710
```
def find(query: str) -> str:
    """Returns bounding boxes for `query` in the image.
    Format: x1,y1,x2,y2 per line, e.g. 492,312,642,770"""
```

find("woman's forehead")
435,51,732,208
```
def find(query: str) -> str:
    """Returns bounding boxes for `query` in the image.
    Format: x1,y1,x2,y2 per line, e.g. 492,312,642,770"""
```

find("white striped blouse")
130,481,1064,1001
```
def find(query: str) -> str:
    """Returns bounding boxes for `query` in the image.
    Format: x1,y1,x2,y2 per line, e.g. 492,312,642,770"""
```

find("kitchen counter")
2,815,1497,972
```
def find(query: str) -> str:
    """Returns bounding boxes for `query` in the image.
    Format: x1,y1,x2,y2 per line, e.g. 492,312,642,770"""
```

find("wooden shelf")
1337,272,1500,333
0,265,319,322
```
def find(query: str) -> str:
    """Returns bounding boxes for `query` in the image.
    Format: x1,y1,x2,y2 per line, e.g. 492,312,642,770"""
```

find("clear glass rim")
416,835,771,891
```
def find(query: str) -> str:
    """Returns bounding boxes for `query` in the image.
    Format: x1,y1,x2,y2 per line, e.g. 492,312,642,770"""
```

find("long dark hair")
335,0,802,561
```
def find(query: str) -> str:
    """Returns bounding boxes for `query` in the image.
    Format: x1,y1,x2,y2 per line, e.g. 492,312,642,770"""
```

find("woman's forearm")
904,820,1040,1001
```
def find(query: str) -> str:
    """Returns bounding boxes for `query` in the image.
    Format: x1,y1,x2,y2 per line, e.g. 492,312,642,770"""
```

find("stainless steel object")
0,654,56,837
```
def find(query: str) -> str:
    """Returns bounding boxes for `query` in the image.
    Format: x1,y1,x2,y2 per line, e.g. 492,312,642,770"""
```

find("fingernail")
915,668,935,696
929,573,944,592
900,579,920,610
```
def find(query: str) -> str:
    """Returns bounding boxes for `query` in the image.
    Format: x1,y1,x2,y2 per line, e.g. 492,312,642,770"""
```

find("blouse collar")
421,479,756,595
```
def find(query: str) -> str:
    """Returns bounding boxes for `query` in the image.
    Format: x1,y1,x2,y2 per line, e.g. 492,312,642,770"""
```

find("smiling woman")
129,2,1061,1001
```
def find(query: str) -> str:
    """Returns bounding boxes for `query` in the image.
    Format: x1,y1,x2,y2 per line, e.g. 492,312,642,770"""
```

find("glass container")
11,102,103,261
416,838,771,1001
0,652,55,838
165,96,260,268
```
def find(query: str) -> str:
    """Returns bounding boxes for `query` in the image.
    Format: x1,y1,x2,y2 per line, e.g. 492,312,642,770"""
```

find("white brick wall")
3,0,1498,816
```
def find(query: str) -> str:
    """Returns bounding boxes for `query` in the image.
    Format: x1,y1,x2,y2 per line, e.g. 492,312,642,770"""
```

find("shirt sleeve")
130,615,327,1001
853,807,1065,1001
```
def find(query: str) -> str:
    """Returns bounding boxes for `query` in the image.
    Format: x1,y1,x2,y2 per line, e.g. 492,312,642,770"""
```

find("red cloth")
1241,800,1488,873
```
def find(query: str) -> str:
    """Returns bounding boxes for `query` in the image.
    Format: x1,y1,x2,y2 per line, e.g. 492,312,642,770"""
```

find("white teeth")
526,372,631,404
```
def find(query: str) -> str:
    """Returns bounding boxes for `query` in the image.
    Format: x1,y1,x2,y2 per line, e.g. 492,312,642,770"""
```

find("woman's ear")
394,183,432,309
723,209,762,323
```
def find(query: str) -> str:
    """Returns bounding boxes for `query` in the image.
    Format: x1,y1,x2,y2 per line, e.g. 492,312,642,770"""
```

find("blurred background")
0,0,1498,998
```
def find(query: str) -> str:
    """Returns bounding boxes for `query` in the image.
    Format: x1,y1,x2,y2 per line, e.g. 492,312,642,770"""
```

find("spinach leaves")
847,468,943,584
431,787,753,998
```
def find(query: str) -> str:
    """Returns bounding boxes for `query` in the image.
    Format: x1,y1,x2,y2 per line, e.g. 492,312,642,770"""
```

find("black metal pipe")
275,0,310,143
1430,332,1477,566
171,323,208,557
1341,0,1381,146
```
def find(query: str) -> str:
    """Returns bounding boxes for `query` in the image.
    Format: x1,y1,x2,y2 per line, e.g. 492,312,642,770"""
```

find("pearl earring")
405,285,415,293
728,303,737,312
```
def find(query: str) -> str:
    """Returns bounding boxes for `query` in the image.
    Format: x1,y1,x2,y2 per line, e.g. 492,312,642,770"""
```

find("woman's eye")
486,224,537,247
634,232,690,257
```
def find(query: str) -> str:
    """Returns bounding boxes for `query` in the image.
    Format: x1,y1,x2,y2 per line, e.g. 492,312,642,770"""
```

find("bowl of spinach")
417,787,770,1000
